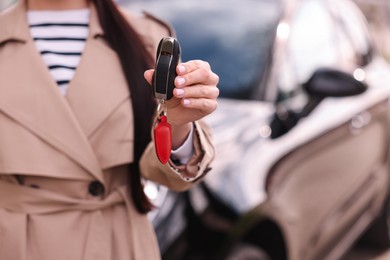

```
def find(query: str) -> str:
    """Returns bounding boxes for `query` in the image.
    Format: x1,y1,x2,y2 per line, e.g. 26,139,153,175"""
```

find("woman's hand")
144,60,219,148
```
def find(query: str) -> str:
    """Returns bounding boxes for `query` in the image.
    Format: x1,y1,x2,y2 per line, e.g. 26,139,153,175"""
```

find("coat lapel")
0,1,104,182
65,5,132,139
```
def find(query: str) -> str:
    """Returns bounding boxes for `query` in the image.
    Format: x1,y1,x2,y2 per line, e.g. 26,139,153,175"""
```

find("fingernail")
176,77,185,86
178,65,185,73
175,88,184,97
183,99,191,106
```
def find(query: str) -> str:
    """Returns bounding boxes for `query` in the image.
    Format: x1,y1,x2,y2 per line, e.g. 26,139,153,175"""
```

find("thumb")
144,69,154,85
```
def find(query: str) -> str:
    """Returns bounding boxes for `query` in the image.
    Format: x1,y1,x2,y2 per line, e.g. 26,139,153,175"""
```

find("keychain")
154,100,171,164
152,37,181,164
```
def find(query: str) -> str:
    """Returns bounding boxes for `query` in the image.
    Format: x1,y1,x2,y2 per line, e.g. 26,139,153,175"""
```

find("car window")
278,0,340,100
126,0,283,100
331,0,372,66
276,0,373,103
169,0,282,100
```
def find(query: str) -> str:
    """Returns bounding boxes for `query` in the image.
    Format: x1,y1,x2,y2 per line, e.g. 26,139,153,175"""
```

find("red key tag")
154,115,172,164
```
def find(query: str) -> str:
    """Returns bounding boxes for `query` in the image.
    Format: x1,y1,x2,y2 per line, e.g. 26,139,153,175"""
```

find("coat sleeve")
141,120,214,191
124,11,215,191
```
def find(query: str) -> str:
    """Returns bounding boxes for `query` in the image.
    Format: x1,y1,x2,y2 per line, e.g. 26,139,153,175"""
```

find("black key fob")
153,37,181,100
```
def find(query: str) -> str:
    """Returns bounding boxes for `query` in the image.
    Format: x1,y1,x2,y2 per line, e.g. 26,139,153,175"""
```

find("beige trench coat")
0,1,215,260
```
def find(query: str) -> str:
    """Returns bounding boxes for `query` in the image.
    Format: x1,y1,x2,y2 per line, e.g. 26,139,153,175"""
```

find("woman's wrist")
171,122,192,149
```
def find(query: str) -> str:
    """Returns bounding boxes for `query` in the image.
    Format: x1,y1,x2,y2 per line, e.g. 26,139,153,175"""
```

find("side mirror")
303,67,367,97
270,68,368,139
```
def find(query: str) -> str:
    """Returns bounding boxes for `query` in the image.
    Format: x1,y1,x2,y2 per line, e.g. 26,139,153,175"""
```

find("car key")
153,37,181,100
153,37,181,164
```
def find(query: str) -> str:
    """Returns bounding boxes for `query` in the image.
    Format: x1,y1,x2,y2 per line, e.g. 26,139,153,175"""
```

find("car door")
265,99,390,260
262,0,390,259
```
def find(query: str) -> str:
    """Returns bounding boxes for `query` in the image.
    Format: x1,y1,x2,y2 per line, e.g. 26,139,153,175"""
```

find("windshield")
128,0,283,100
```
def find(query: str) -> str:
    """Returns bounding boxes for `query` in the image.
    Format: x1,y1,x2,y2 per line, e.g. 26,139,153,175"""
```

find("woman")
0,0,219,259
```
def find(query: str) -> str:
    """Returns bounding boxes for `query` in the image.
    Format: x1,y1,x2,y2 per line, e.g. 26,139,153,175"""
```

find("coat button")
88,181,105,196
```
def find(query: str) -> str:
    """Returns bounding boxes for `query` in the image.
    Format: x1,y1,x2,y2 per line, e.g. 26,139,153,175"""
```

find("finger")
144,69,154,85
174,84,220,99
181,98,218,113
175,67,219,88
177,60,211,75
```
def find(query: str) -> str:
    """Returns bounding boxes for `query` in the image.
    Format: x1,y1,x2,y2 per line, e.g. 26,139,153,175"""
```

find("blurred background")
353,0,390,61
0,1,389,74
0,0,390,260
0,2,389,58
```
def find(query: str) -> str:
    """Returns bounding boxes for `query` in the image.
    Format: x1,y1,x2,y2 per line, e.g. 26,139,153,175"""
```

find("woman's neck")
27,0,89,10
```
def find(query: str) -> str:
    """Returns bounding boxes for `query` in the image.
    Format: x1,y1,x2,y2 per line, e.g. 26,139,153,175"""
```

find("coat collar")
0,0,29,44
0,0,136,182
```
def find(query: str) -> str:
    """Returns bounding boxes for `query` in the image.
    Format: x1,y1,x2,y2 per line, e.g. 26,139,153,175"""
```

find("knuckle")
200,86,209,97
201,60,211,69
195,59,204,66
214,87,220,97
185,73,192,83
199,68,211,80
193,59,210,69
202,100,210,109
205,99,218,113
214,73,220,84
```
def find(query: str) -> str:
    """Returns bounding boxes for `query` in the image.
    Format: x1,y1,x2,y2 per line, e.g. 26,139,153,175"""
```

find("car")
126,0,390,259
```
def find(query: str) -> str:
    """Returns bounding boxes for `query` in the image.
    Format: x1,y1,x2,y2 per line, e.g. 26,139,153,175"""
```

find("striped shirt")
27,9,90,95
